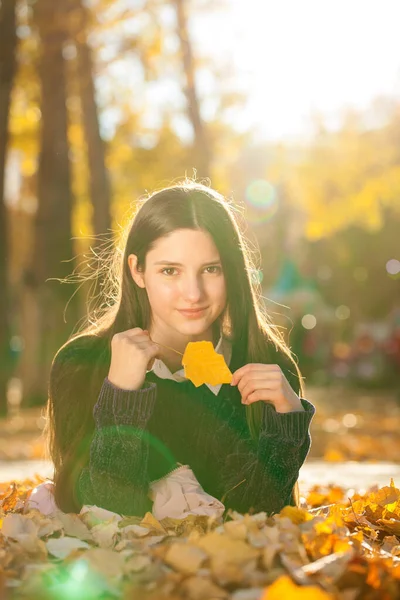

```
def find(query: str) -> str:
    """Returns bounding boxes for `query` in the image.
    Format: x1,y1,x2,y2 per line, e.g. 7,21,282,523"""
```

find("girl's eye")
161,265,222,276
161,268,178,276
205,265,222,274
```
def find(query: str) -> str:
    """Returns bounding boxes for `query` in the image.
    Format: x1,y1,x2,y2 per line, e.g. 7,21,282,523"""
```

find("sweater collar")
148,334,232,395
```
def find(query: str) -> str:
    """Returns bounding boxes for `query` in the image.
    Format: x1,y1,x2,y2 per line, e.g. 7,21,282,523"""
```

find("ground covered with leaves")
1,475,400,599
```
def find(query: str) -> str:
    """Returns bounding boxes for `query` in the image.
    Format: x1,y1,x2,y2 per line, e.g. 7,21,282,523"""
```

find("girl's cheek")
163,286,180,303
156,280,175,294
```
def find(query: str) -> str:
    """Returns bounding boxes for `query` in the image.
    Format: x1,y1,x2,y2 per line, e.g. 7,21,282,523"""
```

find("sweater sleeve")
220,398,315,516
77,377,161,516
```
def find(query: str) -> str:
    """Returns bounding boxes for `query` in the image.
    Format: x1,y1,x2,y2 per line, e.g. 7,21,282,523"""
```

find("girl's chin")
173,320,212,336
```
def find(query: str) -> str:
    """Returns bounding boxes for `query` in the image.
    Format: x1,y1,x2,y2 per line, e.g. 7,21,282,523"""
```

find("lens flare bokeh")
245,179,279,225
41,558,106,599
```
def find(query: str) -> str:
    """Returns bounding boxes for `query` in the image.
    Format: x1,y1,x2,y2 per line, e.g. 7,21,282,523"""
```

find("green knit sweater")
77,364,315,517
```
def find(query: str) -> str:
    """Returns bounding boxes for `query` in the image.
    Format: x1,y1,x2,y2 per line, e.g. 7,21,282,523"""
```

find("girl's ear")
128,254,146,288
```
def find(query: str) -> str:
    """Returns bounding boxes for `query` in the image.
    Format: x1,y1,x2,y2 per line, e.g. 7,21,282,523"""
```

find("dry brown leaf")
376,518,400,537
91,521,121,548
368,479,400,508
164,542,207,574
140,511,167,533
196,530,259,564
45,536,91,559
0,483,18,512
83,547,126,579
381,536,400,555
55,511,93,541
181,575,229,599
223,519,248,540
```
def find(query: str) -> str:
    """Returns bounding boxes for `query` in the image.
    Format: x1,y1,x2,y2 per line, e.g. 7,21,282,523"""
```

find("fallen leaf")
196,531,259,564
279,506,314,525
82,547,126,579
121,523,151,537
181,575,229,599
1,483,18,512
46,537,91,559
164,542,208,574
79,504,122,526
123,553,152,574
263,574,336,599
91,521,119,548
140,511,167,533
1,513,39,539
55,511,93,541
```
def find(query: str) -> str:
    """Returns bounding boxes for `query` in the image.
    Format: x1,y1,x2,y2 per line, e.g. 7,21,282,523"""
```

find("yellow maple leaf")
368,478,400,509
279,506,314,524
182,341,233,387
263,575,335,599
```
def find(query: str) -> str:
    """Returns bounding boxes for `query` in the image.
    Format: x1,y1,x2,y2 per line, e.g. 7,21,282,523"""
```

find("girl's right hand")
107,328,160,391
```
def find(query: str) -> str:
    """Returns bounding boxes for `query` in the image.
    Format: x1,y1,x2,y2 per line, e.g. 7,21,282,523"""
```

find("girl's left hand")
231,363,304,413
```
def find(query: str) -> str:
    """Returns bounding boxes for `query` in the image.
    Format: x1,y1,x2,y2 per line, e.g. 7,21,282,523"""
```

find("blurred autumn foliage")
0,0,399,418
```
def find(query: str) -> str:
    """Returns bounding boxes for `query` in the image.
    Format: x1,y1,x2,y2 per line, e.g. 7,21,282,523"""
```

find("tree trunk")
174,0,210,178
72,0,111,237
22,0,79,407
0,0,18,416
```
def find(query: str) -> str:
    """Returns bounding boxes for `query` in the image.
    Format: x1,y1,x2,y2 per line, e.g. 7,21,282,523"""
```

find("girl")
45,181,315,517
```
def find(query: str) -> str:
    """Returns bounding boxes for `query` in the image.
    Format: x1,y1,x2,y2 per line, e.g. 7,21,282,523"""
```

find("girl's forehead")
149,229,219,255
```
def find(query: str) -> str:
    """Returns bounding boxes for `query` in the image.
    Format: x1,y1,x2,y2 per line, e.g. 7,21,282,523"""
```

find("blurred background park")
0,0,399,470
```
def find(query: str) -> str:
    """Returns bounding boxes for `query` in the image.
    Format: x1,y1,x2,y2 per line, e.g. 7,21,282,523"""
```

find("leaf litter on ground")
1,475,400,599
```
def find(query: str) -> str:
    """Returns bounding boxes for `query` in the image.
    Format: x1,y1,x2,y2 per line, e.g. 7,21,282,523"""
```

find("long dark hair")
45,180,305,512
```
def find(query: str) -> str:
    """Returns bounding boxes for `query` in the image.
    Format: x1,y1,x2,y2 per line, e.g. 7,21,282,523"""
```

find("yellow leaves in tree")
182,341,232,387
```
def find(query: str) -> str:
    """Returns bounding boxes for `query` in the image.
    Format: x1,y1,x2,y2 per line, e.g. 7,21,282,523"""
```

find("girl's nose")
180,276,204,301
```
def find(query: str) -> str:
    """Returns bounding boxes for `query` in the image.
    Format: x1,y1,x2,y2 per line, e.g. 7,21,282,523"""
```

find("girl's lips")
178,308,207,317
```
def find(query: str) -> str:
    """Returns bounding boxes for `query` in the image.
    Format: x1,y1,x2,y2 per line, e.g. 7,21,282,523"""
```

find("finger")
136,340,159,352
147,356,157,371
232,364,281,384
240,379,278,403
244,389,280,406
237,372,281,394
126,332,152,343
234,363,281,375
121,327,146,336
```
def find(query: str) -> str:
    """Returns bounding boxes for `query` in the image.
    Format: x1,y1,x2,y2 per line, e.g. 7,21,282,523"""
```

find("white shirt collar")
149,334,232,395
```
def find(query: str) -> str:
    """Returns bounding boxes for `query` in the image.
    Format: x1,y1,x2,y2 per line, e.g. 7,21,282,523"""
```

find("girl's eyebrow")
153,259,221,266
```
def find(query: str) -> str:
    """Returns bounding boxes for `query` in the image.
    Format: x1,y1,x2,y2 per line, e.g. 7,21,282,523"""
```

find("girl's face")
129,229,227,344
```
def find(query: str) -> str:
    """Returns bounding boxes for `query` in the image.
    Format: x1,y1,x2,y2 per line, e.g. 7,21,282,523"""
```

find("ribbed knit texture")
77,370,315,517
